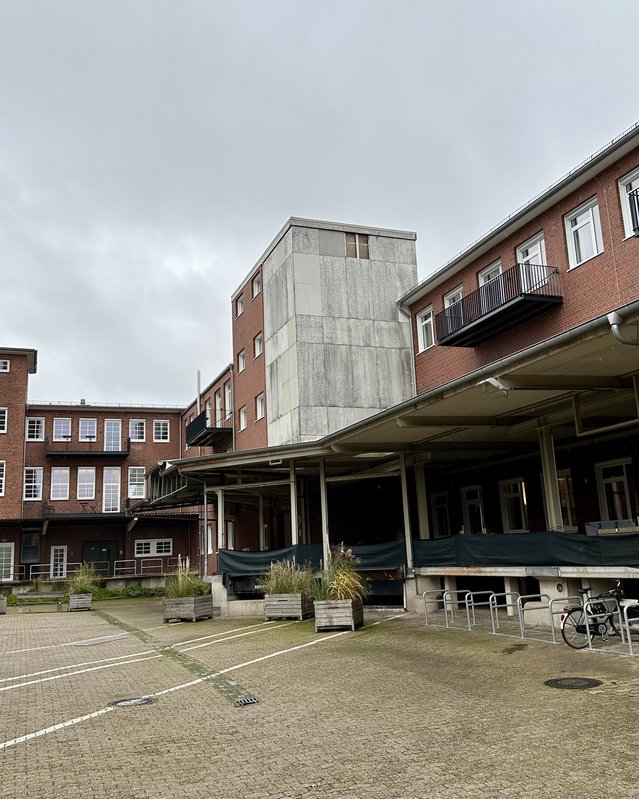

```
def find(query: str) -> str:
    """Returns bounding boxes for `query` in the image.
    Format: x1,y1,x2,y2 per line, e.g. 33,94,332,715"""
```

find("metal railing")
434,263,561,340
113,556,182,577
0,564,26,583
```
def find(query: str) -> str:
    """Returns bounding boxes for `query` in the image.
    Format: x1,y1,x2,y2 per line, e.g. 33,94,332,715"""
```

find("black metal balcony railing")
45,437,131,457
185,409,233,447
434,263,562,347
629,188,639,236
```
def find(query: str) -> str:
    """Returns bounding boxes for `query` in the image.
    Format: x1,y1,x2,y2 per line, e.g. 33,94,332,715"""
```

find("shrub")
67,563,101,595
312,543,368,601
260,560,316,596
164,556,209,598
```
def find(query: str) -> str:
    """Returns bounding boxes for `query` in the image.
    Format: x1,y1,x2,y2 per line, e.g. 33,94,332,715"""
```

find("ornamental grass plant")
260,559,316,596
67,563,101,595
164,556,210,598
312,543,368,601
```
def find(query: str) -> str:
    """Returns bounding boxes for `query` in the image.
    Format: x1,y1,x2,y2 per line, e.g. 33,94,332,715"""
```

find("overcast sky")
2,0,639,406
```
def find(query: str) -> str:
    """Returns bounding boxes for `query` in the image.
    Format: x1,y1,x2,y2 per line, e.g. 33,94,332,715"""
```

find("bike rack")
441,589,471,628
488,592,520,634
623,602,639,656
517,593,556,643
463,591,496,631
422,590,446,626
582,596,624,651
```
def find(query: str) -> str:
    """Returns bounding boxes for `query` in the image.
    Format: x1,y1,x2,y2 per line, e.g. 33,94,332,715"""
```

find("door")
0,543,14,582
50,545,67,578
518,236,547,292
82,540,119,576
478,262,503,314
596,460,633,522
462,486,485,534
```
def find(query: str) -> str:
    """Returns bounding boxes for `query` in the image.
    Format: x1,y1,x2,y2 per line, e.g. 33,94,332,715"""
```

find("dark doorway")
82,540,119,576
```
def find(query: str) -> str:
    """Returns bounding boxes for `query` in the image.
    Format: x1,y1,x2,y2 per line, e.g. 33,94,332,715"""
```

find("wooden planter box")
68,594,93,612
314,598,364,632
0,596,6,615
264,593,314,621
163,594,214,623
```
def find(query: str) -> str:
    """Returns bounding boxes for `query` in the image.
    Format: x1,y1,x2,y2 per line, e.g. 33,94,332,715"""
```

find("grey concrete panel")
369,236,417,267
344,260,373,320
298,405,329,439
264,319,296,367
292,226,320,255
323,344,356,407
262,250,278,286
319,257,349,318
318,229,346,257
296,315,324,344
293,252,321,287
295,283,323,316
275,229,293,269
297,342,329,407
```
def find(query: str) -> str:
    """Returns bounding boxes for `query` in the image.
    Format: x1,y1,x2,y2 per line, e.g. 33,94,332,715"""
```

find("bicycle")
560,580,639,649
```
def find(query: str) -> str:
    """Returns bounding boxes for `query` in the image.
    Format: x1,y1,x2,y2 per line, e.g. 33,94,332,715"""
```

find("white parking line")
176,620,277,647
0,708,116,751
0,649,156,684
179,623,293,652
7,633,130,655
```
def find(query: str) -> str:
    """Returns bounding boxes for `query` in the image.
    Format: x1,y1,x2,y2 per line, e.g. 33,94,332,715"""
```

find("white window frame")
252,274,261,298
104,419,122,451
618,166,639,238
50,467,70,501
235,295,244,317
256,393,265,421
26,417,45,441
50,545,68,579
153,420,170,442
461,485,485,534
478,260,504,313
416,307,434,352
238,405,247,431
77,467,96,500
129,419,146,442
23,467,43,500
0,461,5,496
224,381,232,420
128,466,146,499
431,492,450,538
214,391,223,426
134,538,172,557
53,418,72,441
499,478,529,533
102,467,121,513
565,197,603,268
345,232,370,259
254,332,263,358
0,360,10,372
79,418,97,441
0,542,14,581
0,408,6,434
595,458,632,523
238,349,246,373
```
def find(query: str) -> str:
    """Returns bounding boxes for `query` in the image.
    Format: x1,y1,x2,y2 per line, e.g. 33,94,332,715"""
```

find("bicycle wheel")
561,607,590,649
609,613,639,641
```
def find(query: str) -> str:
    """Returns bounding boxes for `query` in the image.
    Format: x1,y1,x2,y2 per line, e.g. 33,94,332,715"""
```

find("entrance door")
50,545,67,578
596,460,633,522
0,543,14,582
82,540,119,576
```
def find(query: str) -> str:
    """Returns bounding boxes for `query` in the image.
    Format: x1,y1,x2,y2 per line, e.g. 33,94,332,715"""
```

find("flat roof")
0,347,37,373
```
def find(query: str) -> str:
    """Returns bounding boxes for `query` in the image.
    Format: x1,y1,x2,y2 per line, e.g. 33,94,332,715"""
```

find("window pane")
345,232,357,257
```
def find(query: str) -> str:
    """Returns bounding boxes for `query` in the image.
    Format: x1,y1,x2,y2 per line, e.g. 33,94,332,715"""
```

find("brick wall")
0,353,30,517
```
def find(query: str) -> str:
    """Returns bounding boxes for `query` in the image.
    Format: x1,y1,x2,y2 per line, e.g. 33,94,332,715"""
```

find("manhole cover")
234,697,259,707
108,697,156,707
544,677,603,690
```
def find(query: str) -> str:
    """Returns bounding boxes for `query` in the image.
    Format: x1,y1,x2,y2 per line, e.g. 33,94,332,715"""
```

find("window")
499,479,528,532
79,418,97,441
21,532,40,564
26,417,45,441
0,360,10,372
517,234,547,291
256,393,265,421
565,198,603,267
431,492,450,538
252,273,261,297
596,459,633,522
345,232,369,259
235,294,244,317
134,538,172,556
416,307,434,352
50,467,70,500
461,486,485,534
254,332,263,358
129,419,146,442
104,419,122,451
128,466,146,499
442,286,464,335
478,261,504,312
77,467,96,500
0,461,4,496
0,542,14,581
238,350,246,372
53,418,71,441
556,469,577,530
214,391,223,426
24,467,43,500
0,408,6,434
102,467,121,512
239,405,247,431
224,381,232,419
618,167,639,237
153,420,170,442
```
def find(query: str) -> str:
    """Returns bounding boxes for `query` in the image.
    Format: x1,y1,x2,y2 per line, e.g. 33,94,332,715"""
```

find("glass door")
462,486,485,533
0,543,14,582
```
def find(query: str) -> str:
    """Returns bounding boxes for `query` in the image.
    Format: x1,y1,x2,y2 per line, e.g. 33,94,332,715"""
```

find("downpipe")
608,310,639,346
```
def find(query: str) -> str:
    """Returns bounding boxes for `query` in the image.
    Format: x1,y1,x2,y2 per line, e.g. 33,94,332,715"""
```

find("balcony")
45,437,131,458
186,409,233,447
629,188,639,236
434,263,562,347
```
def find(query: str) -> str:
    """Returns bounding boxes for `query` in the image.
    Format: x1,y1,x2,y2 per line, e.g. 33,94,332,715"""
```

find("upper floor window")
254,332,263,358
53,418,72,441
128,466,146,499
256,393,265,421
0,461,4,496
416,307,434,352
24,467,43,500
50,467,70,501
77,467,96,500
26,417,45,441
517,234,547,291
153,420,170,442
135,538,172,556
235,295,244,317
0,408,7,434
618,167,639,238
252,274,261,298
224,381,232,419
104,420,122,451
345,232,369,259
565,198,603,268
129,419,146,442
103,467,121,513
238,349,246,372
79,418,97,441
0,360,9,372
214,391,223,426
238,405,247,431
499,478,528,533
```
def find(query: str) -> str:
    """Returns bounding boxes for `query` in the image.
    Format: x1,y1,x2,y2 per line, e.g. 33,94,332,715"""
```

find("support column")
414,463,431,540
258,494,265,551
202,489,209,577
289,462,299,545
319,458,330,569
538,423,563,531
400,453,414,569
216,489,225,550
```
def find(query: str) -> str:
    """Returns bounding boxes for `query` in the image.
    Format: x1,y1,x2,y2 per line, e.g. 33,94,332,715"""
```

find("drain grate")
234,697,260,708
108,697,156,707
544,677,603,690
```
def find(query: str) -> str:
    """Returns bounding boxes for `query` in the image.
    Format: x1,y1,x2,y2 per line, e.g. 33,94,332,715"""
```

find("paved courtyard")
1,599,639,799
